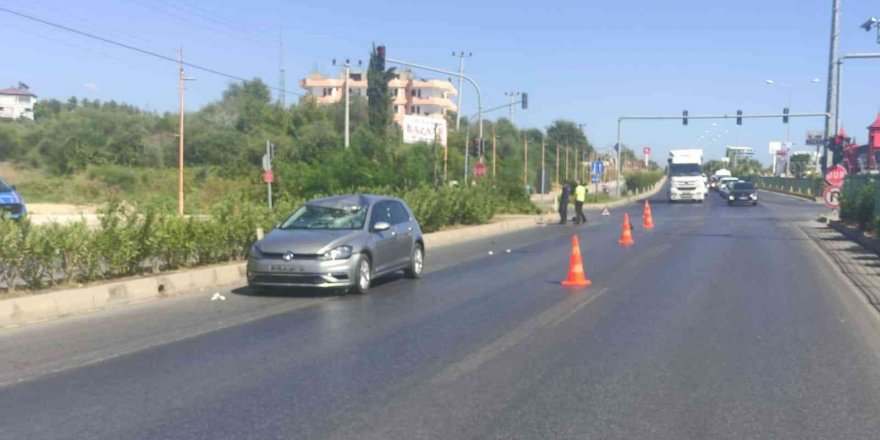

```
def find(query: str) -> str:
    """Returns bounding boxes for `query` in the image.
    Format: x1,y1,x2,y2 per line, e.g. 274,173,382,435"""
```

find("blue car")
0,176,27,220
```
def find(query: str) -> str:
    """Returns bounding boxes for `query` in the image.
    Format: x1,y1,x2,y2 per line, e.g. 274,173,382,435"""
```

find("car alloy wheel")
405,245,424,279
353,255,372,294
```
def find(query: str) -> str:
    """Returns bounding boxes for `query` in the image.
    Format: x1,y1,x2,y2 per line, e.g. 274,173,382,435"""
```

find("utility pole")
555,144,560,187
565,145,570,181
505,91,521,124
279,30,286,107
333,58,361,149
824,0,841,170
452,51,472,131
523,133,529,188
492,127,497,179
177,48,194,217
541,138,546,195
439,122,447,182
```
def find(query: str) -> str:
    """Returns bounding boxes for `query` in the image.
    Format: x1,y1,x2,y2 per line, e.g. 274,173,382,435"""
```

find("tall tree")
546,120,592,154
366,44,395,135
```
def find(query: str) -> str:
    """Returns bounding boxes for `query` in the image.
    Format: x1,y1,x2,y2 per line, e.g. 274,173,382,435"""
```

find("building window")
411,90,416,97
416,106,421,114
322,88,333,97
17,96,29,103
410,106,415,113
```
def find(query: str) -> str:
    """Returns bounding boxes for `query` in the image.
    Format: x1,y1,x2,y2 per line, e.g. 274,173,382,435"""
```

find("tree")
702,159,726,176
546,120,592,154
789,153,813,178
366,44,395,135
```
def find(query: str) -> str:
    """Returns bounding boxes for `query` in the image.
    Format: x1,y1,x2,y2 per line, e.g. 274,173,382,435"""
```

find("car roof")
307,194,400,209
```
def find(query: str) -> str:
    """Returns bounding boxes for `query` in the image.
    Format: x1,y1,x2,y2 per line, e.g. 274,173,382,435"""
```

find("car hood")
257,228,364,254
0,190,22,204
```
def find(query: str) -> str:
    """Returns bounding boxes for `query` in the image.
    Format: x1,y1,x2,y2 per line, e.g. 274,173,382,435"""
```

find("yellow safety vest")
575,185,586,202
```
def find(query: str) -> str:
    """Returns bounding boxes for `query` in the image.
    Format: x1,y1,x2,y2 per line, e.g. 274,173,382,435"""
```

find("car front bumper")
246,256,358,288
669,189,705,200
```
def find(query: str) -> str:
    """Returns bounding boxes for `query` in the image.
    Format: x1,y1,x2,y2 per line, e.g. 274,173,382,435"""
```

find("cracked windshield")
2,1,880,439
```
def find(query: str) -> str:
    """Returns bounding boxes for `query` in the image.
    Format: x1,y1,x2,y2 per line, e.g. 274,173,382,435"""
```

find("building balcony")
411,96,457,111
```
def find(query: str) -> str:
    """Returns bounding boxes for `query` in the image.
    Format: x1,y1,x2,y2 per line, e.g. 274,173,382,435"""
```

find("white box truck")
668,149,706,203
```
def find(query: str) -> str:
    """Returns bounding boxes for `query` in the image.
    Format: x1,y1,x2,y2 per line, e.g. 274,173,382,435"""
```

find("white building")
0,87,37,120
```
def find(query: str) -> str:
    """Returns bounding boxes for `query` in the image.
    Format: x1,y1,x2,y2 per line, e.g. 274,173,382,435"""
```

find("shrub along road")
2,189,880,439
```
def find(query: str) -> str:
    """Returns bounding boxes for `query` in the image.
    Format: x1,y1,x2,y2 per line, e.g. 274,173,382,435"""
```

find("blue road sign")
591,161,604,175
591,175,601,184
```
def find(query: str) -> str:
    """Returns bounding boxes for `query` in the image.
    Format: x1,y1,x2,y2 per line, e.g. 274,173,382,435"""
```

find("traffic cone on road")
642,200,655,229
619,213,634,246
561,235,592,287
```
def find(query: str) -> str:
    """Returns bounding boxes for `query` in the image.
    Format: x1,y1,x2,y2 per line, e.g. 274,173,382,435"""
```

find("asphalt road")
3,189,880,439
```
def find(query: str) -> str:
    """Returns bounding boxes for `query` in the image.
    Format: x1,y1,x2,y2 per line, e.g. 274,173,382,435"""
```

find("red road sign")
775,150,788,157
473,162,487,178
643,146,651,155
824,165,847,187
263,170,274,184
823,186,841,209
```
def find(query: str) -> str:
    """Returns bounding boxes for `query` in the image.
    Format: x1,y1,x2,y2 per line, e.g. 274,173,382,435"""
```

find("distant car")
717,177,739,197
727,181,758,206
0,176,26,220
247,194,424,294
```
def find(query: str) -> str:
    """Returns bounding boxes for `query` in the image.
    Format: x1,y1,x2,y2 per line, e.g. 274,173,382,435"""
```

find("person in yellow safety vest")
574,182,587,224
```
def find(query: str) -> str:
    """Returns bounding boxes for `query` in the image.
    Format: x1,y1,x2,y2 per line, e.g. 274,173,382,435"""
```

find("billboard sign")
768,141,782,155
806,131,824,146
402,115,447,147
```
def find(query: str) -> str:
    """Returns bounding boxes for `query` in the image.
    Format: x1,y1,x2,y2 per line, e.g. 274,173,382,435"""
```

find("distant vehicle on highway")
727,181,758,206
717,177,739,197
0,176,26,220
710,168,732,190
667,149,707,203
247,194,424,294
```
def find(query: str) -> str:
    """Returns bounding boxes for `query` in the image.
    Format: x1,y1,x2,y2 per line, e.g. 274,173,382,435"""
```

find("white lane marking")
433,287,609,384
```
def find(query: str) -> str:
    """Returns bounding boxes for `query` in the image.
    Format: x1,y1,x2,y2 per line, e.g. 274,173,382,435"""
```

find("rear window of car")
733,182,755,190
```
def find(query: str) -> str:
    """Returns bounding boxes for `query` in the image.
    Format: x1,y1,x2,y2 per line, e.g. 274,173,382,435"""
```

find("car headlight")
250,244,263,259
728,195,734,200
319,245,353,261
750,193,757,199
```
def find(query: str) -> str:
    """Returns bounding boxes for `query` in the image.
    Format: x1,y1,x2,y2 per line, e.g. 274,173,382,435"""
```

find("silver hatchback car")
247,194,424,294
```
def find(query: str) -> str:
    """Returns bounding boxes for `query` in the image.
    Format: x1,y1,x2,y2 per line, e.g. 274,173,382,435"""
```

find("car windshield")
733,182,755,190
279,204,367,230
0,178,11,192
670,164,702,176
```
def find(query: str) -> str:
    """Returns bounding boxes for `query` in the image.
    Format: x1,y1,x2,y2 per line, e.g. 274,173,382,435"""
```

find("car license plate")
739,196,748,200
270,265,304,273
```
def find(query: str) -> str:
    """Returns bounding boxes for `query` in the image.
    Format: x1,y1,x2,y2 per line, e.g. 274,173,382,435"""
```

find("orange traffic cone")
619,213,634,246
561,235,592,287
643,200,655,229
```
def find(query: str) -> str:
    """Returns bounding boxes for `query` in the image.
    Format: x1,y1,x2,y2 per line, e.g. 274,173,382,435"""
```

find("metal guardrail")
752,177,822,198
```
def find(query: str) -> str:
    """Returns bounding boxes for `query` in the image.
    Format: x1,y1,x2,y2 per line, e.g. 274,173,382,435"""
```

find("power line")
150,0,278,43
0,5,304,97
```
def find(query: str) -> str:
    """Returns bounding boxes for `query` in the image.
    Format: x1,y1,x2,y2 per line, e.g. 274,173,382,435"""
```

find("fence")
752,176,822,198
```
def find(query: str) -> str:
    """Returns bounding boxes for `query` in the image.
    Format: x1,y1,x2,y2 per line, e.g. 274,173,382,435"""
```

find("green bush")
854,184,876,230
624,171,664,195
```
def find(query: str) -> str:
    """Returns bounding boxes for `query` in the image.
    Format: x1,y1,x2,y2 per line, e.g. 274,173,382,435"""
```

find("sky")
0,0,878,165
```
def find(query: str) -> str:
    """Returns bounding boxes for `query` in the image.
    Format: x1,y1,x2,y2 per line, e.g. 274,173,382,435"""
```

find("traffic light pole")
615,112,830,197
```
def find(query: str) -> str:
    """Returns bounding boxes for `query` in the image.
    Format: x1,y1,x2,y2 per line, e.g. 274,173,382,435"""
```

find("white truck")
667,149,706,203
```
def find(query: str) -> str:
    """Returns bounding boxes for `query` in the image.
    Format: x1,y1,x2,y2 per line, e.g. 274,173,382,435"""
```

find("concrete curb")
584,176,668,210
0,211,580,327
828,221,880,256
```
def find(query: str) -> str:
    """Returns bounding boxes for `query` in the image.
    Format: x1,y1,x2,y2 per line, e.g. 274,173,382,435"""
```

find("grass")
0,162,255,213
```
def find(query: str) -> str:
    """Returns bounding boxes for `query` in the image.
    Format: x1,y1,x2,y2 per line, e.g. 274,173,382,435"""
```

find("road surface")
2,189,880,440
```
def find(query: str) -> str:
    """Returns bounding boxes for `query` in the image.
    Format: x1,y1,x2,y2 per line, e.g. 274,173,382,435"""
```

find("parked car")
717,177,739,197
247,194,424,294
727,181,758,206
0,176,27,220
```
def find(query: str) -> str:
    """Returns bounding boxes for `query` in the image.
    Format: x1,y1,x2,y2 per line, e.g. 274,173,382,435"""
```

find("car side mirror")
274,222,281,229
372,221,391,232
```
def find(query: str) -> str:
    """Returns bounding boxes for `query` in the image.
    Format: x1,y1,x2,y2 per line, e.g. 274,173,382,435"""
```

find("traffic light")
736,110,743,126
521,93,528,110
782,107,789,124
376,45,386,70
682,110,688,126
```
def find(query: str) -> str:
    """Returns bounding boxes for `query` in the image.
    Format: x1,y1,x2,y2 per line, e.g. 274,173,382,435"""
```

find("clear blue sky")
1,0,878,164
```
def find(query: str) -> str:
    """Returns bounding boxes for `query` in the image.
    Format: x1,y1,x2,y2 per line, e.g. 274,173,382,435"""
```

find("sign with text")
806,131,824,146
590,161,605,175
824,165,847,187
402,115,447,147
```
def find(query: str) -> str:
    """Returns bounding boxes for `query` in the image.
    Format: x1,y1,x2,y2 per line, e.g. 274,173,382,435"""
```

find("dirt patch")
26,203,98,215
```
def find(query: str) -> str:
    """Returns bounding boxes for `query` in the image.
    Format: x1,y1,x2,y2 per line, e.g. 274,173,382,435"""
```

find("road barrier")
752,176,822,199
840,174,880,220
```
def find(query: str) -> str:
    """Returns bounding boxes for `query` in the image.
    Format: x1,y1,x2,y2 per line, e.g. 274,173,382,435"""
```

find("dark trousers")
559,202,569,224
575,201,587,224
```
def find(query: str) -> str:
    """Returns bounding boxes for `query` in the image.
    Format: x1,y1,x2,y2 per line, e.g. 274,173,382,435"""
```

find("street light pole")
333,58,362,149
505,91,521,124
451,51,472,131
177,48,195,216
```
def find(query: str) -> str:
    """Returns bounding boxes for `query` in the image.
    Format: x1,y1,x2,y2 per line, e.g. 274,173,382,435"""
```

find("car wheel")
350,254,372,294
405,245,424,279
752,201,758,206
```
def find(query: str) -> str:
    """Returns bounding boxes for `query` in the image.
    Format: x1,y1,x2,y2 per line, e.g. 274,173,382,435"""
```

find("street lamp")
504,91,522,123
862,17,880,43
452,51,473,131
764,78,820,142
